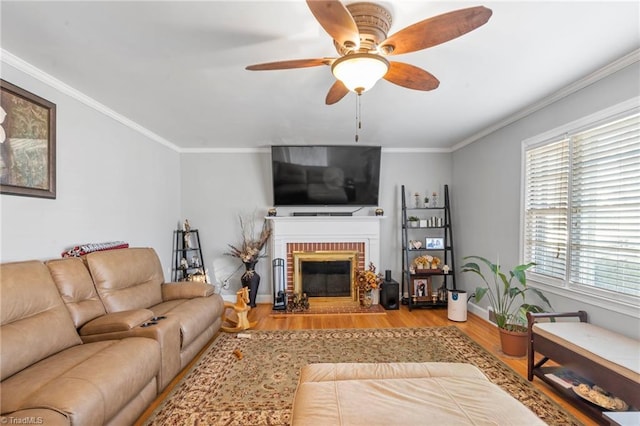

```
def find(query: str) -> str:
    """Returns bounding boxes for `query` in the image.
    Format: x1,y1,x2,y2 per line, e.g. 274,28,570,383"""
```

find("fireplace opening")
293,250,358,301
301,260,351,297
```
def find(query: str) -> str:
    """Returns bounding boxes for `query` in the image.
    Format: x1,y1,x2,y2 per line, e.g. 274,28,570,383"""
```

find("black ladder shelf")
172,229,207,282
401,184,456,310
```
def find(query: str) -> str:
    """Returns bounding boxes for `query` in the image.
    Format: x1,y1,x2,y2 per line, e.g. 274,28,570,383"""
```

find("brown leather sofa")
1,247,225,425
1,260,161,425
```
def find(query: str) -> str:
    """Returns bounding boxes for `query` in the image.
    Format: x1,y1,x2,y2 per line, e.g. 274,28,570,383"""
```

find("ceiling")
1,1,638,151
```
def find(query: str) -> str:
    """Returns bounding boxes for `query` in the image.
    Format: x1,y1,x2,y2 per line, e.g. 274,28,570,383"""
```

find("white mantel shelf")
267,215,385,279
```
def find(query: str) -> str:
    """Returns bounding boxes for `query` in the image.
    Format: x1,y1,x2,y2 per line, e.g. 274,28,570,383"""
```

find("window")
523,100,640,305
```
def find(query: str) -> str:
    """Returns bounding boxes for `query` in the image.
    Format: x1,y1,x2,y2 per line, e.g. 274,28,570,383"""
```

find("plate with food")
572,383,628,411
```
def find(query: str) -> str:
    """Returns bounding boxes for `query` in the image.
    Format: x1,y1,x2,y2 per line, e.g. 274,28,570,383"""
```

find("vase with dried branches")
225,216,271,307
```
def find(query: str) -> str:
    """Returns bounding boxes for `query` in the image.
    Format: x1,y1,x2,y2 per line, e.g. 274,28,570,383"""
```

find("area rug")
145,327,582,425
270,303,386,316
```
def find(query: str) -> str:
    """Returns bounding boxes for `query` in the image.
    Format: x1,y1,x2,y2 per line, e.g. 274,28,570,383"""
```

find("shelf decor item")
225,215,272,307
354,262,383,308
461,255,552,357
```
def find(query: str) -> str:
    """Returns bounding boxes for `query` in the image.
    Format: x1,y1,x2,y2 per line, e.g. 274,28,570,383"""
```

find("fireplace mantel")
267,216,385,297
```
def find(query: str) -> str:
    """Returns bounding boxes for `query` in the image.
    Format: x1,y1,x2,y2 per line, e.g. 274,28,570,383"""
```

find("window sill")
528,277,640,319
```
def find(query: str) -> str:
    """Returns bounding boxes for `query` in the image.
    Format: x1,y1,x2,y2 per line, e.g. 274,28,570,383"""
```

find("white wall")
180,149,452,302
452,62,640,339
0,63,181,270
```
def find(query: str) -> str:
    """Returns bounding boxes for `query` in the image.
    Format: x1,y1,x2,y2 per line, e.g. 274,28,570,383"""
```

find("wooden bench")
527,311,640,424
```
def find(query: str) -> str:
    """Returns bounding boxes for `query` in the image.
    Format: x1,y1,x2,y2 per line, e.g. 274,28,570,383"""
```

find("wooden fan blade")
246,58,332,71
383,62,440,91
326,80,350,105
381,6,492,56
306,0,359,49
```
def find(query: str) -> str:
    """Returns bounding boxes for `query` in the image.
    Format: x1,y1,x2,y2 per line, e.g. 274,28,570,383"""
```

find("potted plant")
461,255,552,357
408,216,420,228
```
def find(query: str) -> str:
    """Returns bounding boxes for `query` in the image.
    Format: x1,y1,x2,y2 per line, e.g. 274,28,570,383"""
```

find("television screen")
271,145,381,206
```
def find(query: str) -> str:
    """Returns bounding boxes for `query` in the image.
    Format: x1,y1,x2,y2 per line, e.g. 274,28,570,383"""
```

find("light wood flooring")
136,303,596,425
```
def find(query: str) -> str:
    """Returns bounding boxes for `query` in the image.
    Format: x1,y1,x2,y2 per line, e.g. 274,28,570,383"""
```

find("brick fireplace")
290,242,364,300
267,216,383,303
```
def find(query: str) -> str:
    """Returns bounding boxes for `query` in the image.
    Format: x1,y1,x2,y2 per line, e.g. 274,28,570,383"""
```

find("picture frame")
411,277,430,301
0,79,56,198
426,237,444,249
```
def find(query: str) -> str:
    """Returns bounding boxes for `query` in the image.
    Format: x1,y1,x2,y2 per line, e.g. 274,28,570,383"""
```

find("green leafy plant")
461,255,552,331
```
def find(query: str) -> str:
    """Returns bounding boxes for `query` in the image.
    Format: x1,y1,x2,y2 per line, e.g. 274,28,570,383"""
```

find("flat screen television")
271,145,381,206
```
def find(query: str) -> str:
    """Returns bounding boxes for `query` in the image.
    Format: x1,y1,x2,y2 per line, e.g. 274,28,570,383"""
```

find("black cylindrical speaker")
385,269,392,281
380,280,399,310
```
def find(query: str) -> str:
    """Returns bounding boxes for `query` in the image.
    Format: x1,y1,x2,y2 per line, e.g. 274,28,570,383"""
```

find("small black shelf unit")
401,184,456,310
172,229,207,282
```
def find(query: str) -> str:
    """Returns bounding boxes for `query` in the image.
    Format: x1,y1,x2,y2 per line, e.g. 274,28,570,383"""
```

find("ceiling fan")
246,1,492,105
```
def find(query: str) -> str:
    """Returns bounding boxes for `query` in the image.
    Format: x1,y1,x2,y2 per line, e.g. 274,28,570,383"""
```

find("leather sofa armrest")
161,282,214,301
79,309,155,336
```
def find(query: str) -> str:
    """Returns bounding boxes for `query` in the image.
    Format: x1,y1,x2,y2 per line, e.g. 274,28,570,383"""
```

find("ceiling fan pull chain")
355,93,362,142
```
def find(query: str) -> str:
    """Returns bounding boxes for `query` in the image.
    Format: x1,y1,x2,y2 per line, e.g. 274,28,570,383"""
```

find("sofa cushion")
151,297,222,349
86,248,163,312
0,337,160,426
46,257,107,328
0,260,82,381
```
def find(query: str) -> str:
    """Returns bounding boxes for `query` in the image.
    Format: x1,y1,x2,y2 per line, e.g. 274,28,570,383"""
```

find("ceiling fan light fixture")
331,53,389,93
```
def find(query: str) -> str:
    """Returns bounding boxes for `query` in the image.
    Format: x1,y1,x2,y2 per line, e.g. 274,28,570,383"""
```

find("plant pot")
498,326,528,357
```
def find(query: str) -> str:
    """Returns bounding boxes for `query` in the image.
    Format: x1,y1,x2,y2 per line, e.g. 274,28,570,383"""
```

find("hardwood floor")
136,303,596,425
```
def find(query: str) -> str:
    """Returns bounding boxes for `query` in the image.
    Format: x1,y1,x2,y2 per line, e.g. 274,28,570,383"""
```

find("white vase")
372,288,380,305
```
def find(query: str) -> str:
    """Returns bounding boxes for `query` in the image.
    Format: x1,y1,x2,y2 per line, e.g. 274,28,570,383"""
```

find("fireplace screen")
301,260,351,297
293,250,358,301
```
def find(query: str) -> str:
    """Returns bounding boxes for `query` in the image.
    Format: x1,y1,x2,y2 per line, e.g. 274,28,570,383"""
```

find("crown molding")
179,147,452,154
452,48,640,152
4,46,636,155
1,49,181,153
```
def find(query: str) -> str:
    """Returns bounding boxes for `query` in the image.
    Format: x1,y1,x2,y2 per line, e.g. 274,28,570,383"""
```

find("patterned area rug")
145,327,582,425
270,302,386,316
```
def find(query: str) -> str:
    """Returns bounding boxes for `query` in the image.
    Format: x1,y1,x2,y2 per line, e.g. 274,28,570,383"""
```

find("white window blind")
524,139,569,280
570,113,640,296
524,108,640,299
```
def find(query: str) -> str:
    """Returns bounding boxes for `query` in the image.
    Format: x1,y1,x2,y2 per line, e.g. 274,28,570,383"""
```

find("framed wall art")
0,79,56,198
